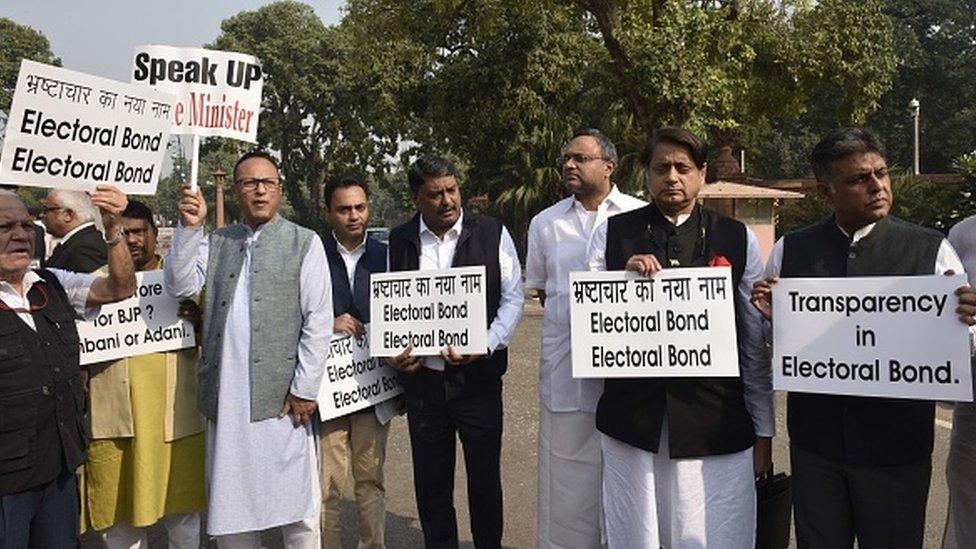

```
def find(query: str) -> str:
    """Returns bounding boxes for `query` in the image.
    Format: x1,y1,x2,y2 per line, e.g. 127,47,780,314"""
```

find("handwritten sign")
78,271,195,364
131,45,262,142
570,268,739,378
773,275,973,401
0,60,174,194
317,327,403,420
369,266,488,357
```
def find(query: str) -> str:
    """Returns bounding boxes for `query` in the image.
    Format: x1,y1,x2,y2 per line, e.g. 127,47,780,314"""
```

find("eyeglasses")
234,178,281,192
556,154,607,166
40,206,64,215
0,220,36,236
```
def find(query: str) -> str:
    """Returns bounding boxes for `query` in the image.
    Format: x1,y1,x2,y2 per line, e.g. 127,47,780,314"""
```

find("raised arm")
164,186,208,298
85,185,136,306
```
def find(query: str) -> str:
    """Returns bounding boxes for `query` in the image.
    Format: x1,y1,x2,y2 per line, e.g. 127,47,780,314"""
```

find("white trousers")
602,421,755,549
100,513,201,549
537,406,603,549
944,401,976,548
213,515,319,549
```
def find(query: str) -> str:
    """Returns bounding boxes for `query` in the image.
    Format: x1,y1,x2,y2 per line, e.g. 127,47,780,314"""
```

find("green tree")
210,1,399,231
868,0,976,174
0,17,60,137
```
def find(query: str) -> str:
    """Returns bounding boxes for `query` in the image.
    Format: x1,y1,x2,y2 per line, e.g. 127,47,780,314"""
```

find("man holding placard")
83,200,205,548
525,129,645,549
752,127,976,548
385,155,524,549
164,151,332,548
587,127,772,548
0,186,135,548
319,175,394,549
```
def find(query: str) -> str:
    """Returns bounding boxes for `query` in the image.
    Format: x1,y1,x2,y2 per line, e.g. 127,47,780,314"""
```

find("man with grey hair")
1,185,135,548
752,127,976,548
42,188,107,272
525,129,645,548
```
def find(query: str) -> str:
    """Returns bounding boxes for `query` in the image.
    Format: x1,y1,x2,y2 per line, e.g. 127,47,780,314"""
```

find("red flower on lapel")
708,255,732,267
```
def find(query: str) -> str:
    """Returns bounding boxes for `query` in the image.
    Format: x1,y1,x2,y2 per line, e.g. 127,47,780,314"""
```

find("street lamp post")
213,164,227,229
909,98,920,175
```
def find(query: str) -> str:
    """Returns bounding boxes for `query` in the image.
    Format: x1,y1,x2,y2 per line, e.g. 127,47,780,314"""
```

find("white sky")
2,1,345,81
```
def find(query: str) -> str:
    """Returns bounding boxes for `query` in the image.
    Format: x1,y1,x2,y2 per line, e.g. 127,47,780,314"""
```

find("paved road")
83,300,956,547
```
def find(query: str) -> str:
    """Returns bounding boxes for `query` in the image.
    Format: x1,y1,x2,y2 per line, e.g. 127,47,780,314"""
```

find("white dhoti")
602,419,755,549
944,401,976,548
537,405,603,549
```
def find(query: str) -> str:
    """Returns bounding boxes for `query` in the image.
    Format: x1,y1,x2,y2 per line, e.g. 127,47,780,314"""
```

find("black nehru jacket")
324,235,388,323
0,270,88,495
780,215,944,467
45,224,107,273
598,204,756,458
388,212,507,401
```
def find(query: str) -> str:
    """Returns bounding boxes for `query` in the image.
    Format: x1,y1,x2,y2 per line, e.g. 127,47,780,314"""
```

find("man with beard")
0,186,135,548
83,200,206,548
385,155,524,549
588,127,773,548
525,129,645,548
165,151,333,548
319,176,395,549
752,127,976,548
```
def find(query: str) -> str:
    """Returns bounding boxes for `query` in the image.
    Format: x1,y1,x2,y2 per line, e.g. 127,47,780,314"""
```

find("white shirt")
333,232,367,285
418,211,524,371
331,231,398,425
525,186,647,412
949,216,976,287
587,209,776,437
0,269,98,330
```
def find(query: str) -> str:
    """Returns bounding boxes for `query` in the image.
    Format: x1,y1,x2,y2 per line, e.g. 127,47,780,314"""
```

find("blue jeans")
0,470,79,549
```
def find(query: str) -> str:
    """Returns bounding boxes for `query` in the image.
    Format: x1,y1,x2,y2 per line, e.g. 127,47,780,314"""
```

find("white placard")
369,266,488,357
78,271,195,365
0,60,174,194
131,45,262,143
570,268,740,378
772,275,973,401
317,327,403,421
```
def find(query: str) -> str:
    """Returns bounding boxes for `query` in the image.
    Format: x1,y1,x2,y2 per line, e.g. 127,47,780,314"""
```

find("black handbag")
755,465,792,549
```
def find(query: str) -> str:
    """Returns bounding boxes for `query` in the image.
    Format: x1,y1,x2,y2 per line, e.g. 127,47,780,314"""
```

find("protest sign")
0,60,174,194
317,327,403,421
570,267,740,379
369,266,488,357
772,274,973,401
78,271,195,365
131,45,262,143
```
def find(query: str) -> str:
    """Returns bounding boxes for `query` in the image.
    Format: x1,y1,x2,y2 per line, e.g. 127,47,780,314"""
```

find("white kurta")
525,188,646,549
164,223,332,537
942,215,976,549
586,209,771,548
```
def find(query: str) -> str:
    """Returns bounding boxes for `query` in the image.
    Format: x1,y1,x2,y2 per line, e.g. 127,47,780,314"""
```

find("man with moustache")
319,175,395,549
41,189,108,272
587,127,773,548
83,200,206,548
165,151,333,548
385,155,524,549
752,127,976,548
0,186,135,548
525,129,645,548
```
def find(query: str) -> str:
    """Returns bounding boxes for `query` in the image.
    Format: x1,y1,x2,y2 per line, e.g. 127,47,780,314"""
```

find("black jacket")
45,224,107,273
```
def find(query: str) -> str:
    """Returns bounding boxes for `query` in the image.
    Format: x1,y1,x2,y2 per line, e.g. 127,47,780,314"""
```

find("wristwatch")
104,227,126,246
